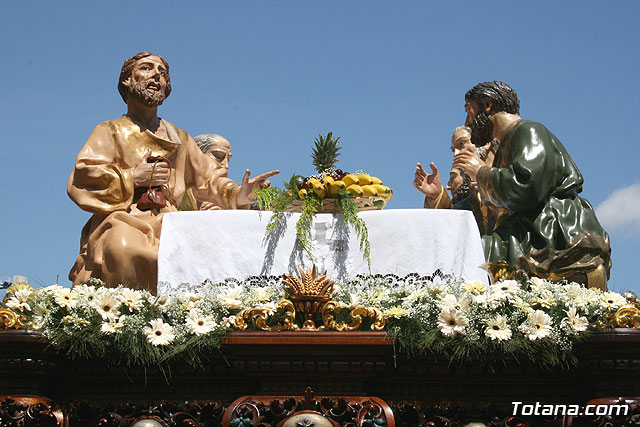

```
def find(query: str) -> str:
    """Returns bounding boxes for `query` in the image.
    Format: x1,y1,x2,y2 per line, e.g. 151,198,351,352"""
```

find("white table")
158,209,487,293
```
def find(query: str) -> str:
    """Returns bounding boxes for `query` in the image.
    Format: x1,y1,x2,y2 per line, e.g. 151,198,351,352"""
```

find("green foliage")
339,195,371,270
295,193,319,259
311,132,341,173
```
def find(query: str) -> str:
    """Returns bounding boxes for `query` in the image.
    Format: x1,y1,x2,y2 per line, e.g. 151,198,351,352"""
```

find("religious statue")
415,81,611,289
194,133,271,210
68,51,278,292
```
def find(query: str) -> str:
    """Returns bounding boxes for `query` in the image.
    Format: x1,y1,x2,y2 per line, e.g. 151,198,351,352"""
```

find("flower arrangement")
1,276,634,368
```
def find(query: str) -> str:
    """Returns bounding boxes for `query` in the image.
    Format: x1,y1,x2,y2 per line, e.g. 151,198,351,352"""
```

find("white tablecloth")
157,209,487,293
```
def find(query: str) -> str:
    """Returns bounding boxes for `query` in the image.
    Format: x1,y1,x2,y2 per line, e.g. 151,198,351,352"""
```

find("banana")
361,185,379,197
346,184,364,197
342,174,360,187
323,175,335,189
298,189,308,199
370,176,383,185
357,174,374,186
313,187,326,199
382,189,393,202
307,178,321,188
328,180,346,195
372,184,390,195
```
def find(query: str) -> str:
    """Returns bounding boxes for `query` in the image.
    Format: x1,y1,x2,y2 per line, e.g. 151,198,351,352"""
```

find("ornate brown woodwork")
1,329,640,426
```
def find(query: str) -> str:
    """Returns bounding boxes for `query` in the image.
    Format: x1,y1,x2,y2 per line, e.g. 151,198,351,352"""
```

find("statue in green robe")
415,81,611,289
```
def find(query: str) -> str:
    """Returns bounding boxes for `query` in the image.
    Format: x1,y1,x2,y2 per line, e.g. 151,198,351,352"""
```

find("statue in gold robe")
68,51,278,292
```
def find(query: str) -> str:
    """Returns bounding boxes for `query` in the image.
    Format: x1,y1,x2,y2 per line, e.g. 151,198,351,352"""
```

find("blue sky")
2,1,639,294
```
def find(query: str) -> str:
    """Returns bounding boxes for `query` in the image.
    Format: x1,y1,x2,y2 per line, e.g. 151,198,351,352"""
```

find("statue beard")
128,80,166,107
469,111,493,146
451,169,473,205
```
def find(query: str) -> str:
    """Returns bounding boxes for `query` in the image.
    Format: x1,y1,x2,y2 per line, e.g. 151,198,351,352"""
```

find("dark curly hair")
465,81,519,115
117,51,172,103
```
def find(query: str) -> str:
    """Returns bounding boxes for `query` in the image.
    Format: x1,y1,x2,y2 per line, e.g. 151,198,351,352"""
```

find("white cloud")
596,183,640,237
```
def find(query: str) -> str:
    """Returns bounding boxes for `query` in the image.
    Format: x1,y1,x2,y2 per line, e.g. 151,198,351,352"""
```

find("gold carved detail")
614,305,640,328
322,302,386,331
283,265,334,331
234,300,297,331
0,309,26,330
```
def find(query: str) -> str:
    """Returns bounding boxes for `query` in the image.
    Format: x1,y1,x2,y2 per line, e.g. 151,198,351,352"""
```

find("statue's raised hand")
414,162,443,200
236,169,280,208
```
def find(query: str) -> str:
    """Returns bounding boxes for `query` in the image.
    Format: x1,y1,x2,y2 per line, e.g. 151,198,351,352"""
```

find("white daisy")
345,293,362,308
40,284,63,295
564,307,588,333
529,277,547,290
93,293,120,320
485,315,512,341
119,288,143,310
54,288,77,309
185,312,217,336
521,310,552,340
437,308,468,337
600,292,627,310
490,280,520,298
6,289,33,312
144,319,175,346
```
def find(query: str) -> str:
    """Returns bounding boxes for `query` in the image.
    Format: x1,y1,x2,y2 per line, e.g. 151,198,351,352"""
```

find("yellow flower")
383,306,407,319
461,280,487,295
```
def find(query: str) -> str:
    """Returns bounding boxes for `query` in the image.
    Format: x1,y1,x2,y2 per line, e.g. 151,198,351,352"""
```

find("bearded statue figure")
67,51,278,292
415,81,611,289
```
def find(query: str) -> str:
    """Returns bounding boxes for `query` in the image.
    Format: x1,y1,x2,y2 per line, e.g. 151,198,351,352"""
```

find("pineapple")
311,132,341,174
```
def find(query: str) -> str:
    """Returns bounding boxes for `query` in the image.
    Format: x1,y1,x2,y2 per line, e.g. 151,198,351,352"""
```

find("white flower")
346,293,362,308
563,283,582,294
180,293,203,311
521,310,552,340
144,319,175,346
427,284,447,295
40,284,63,295
441,294,470,311
437,308,468,337
119,288,143,310
529,277,547,290
564,307,589,333
93,293,120,320
6,289,33,312
257,301,278,316
54,288,77,309
461,280,488,295
405,287,426,303
100,316,125,334
220,286,244,309
485,315,512,341
185,311,217,336
490,280,520,298
600,292,627,310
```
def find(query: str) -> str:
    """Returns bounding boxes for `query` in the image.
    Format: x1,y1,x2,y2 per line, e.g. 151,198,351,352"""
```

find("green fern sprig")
296,193,319,259
339,194,371,270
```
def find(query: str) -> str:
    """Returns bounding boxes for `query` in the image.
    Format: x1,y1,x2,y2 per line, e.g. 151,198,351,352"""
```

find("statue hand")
133,149,170,188
414,162,443,200
200,201,222,210
452,149,482,181
236,169,280,208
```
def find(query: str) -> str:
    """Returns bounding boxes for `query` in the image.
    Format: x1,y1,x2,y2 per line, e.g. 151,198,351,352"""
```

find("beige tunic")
68,115,239,291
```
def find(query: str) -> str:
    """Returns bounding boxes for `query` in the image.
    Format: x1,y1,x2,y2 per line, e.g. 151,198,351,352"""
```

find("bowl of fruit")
284,132,393,213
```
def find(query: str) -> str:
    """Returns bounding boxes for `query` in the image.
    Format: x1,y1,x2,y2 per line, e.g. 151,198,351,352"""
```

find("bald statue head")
194,134,232,175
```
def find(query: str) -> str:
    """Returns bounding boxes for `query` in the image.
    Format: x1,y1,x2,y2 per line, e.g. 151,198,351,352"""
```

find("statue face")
207,137,232,173
127,55,169,107
465,99,493,145
451,129,473,154
447,169,464,192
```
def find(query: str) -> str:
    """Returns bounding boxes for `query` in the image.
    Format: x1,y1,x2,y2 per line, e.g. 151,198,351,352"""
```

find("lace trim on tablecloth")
158,269,461,294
